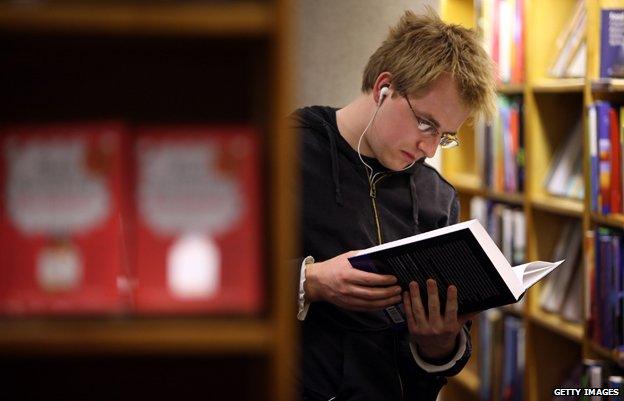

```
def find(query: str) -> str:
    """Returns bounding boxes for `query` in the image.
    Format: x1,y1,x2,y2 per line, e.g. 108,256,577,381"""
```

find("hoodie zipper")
368,173,405,401
368,173,387,245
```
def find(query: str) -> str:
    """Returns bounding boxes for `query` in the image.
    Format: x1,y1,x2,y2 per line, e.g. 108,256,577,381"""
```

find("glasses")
403,96,460,149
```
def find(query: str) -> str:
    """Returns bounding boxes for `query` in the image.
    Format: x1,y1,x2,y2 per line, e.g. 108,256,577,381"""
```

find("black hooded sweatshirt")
293,106,471,401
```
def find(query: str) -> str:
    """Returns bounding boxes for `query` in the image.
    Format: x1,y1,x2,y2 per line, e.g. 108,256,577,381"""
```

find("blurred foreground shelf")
0,2,273,36
0,318,273,355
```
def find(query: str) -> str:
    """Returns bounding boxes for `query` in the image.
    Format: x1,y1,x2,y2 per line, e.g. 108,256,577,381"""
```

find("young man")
292,9,497,401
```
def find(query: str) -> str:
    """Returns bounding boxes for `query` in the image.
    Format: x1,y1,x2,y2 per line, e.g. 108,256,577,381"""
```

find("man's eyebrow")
412,107,457,136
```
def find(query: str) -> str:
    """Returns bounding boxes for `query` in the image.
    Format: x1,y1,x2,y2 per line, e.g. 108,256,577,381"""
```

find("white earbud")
378,85,390,106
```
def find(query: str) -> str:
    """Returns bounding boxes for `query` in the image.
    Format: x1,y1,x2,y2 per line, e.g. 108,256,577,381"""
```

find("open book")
348,219,563,325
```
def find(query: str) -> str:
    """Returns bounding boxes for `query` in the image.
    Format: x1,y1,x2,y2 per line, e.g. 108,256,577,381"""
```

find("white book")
349,220,563,324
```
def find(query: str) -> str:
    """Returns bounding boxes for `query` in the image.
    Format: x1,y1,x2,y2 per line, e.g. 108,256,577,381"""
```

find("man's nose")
417,138,438,159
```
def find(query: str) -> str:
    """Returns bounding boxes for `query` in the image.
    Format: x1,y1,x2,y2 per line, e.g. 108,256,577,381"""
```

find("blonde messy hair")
362,8,496,121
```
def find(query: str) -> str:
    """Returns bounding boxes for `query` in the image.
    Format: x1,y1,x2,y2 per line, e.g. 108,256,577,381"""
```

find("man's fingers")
349,284,402,301
346,268,397,286
427,279,442,324
403,291,418,333
444,285,459,325
408,281,428,327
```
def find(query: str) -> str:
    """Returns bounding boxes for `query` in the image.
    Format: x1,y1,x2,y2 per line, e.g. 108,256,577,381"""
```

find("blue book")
597,101,612,215
589,104,600,212
601,9,624,78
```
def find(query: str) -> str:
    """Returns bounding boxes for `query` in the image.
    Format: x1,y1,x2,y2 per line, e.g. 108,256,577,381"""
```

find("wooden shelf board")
450,367,480,394
527,309,584,344
591,213,624,228
586,341,624,367
591,78,624,93
484,190,524,206
0,2,273,36
531,193,584,217
446,173,484,196
0,318,273,355
497,83,525,94
531,78,585,93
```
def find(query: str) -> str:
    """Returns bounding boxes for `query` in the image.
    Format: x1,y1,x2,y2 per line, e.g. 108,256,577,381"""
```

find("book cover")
0,121,130,315
600,9,624,78
132,126,263,314
348,220,562,320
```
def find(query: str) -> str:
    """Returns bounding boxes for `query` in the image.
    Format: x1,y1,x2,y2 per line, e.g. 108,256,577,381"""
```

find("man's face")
368,73,470,171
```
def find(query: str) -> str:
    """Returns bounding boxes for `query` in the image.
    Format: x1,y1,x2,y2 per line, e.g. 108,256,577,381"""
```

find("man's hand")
403,279,475,360
305,251,402,312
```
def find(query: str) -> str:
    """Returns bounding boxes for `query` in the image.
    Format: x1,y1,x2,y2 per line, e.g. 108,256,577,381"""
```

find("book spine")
598,102,612,214
589,104,600,212
609,107,622,214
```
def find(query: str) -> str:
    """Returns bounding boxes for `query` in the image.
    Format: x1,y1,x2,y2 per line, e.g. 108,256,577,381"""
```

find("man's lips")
401,150,416,161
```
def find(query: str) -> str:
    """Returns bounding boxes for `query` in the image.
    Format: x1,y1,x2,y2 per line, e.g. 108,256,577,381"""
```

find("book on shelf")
600,8,624,79
479,309,504,401
348,219,563,326
543,118,584,200
580,359,624,399
132,125,264,314
0,121,131,315
589,228,624,350
476,0,524,84
548,0,586,78
540,221,583,317
478,95,524,193
470,197,526,266
588,101,624,214
501,315,524,401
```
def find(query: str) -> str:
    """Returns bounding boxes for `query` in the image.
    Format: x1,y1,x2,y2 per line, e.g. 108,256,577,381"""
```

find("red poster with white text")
0,122,130,315
132,126,263,314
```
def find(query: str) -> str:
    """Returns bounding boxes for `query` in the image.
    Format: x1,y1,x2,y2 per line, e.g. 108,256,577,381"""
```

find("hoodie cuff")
297,256,315,321
409,328,468,373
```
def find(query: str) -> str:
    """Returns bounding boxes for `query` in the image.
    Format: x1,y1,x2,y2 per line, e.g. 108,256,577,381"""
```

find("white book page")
468,220,524,299
512,260,565,291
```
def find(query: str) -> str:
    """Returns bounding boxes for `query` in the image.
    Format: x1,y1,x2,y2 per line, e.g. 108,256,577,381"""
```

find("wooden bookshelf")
590,78,624,93
586,340,624,367
484,190,525,206
452,368,481,394
0,1,296,400
446,173,484,195
441,1,624,400
498,83,525,94
527,309,584,344
591,212,624,228
531,78,585,93
0,318,273,355
531,193,584,218
0,2,273,36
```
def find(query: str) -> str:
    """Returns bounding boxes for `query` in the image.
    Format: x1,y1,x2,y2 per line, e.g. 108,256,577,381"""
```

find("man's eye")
416,119,434,132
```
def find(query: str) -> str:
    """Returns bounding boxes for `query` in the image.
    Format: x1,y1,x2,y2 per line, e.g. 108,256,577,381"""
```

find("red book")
132,126,263,314
610,107,622,214
0,122,130,315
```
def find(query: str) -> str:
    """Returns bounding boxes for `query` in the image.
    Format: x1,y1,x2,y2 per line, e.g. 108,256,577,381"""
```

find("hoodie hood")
292,105,424,209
